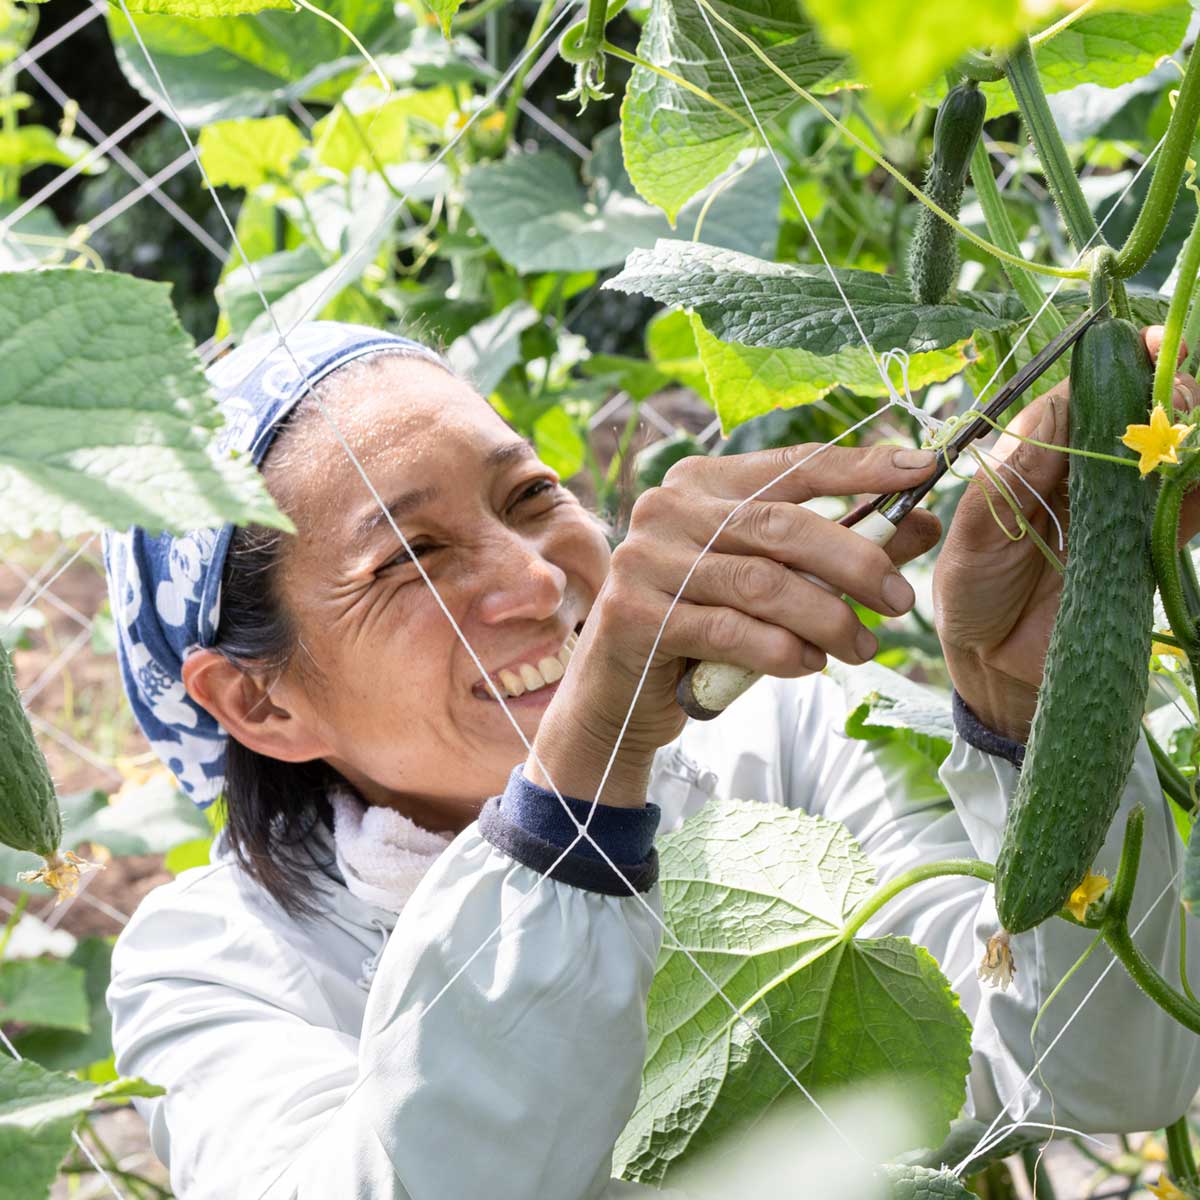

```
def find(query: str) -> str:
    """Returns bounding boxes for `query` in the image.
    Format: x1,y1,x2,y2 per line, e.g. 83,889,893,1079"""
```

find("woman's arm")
107,769,665,1200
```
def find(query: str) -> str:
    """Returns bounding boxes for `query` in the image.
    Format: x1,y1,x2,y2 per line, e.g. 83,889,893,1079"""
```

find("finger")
1172,372,1200,414
673,494,918,616
1142,325,1188,367
948,391,1068,551
663,441,938,506
678,553,883,665
886,507,942,566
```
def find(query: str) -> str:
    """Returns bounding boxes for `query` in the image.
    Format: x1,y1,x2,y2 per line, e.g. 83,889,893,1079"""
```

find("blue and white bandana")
103,322,447,809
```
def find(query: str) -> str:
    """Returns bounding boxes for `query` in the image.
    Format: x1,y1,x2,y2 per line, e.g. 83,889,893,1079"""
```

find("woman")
104,321,1200,1199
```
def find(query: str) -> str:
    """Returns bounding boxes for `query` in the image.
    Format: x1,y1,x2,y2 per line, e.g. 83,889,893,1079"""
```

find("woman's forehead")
275,358,524,526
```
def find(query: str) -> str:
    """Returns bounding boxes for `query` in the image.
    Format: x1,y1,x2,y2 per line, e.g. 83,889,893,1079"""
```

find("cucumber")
994,317,1155,933
0,640,60,859
908,81,987,306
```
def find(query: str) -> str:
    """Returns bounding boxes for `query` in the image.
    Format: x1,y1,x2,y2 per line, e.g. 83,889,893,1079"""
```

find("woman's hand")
934,327,1200,743
528,443,942,805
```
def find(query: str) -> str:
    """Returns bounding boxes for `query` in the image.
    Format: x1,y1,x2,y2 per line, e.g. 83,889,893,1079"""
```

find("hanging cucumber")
908,81,988,306
0,640,88,900
994,316,1155,934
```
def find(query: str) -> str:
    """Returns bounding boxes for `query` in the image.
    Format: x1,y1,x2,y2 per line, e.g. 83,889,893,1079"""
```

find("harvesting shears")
676,304,1107,721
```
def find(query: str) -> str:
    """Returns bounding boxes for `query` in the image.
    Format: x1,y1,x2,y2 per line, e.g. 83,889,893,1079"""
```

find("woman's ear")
181,650,330,764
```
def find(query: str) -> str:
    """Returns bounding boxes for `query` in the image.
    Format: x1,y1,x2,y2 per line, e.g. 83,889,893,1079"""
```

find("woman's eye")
384,542,434,570
514,479,559,508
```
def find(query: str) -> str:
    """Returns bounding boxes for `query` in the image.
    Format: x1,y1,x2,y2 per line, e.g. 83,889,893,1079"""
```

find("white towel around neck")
329,786,454,914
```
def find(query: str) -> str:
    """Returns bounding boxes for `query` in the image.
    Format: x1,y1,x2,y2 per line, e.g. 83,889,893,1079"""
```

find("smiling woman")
99,321,1200,1199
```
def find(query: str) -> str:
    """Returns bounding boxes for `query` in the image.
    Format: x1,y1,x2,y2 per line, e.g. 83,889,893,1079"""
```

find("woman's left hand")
934,327,1200,743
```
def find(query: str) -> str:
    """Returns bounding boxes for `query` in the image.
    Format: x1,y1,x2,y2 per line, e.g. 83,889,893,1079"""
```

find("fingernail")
892,448,936,469
802,644,826,672
856,627,879,661
882,572,915,614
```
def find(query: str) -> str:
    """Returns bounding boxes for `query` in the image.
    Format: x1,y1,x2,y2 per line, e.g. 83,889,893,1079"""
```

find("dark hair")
212,346,447,921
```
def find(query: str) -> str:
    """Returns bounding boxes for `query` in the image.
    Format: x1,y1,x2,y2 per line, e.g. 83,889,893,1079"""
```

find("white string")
953,867,1182,1176
0,1026,130,1200
2,536,95,637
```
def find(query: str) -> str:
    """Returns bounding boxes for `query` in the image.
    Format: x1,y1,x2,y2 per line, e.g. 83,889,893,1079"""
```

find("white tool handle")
675,510,899,720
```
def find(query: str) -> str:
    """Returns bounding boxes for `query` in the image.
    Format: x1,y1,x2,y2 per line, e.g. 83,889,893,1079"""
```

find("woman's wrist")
943,644,1039,744
525,709,656,808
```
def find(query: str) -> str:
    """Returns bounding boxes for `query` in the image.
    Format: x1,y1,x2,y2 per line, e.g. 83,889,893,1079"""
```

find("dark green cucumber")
908,81,987,306
0,640,60,858
994,317,1155,933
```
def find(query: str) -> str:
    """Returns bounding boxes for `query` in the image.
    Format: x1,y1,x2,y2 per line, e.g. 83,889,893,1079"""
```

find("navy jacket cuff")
952,690,1027,768
477,765,661,896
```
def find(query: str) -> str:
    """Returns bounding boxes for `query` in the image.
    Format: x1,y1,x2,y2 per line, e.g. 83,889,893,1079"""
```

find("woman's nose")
475,533,568,626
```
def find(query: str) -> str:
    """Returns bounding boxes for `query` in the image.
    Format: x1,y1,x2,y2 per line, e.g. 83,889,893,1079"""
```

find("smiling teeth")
488,632,578,699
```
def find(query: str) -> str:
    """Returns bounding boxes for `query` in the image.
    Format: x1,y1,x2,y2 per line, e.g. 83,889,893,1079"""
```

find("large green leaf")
462,126,781,273
0,960,88,1032
445,300,541,397
125,0,290,13
606,240,1025,357
621,0,843,220
109,1,438,126
0,127,107,176
0,1058,162,1200
198,114,306,188
0,270,289,538
615,799,972,1184
981,6,1190,118
691,313,969,432
15,940,115,1074
879,1164,975,1198
837,660,955,772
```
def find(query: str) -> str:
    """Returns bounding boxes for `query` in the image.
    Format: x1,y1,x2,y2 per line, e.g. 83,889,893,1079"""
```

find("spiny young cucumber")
908,81,987,306
994,317,1155,934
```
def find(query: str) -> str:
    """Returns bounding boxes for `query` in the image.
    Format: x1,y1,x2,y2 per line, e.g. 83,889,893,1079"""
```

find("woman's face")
266,355,611,830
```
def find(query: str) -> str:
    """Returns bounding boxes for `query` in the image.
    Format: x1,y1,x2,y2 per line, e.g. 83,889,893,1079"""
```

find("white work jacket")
106,672,1200,1199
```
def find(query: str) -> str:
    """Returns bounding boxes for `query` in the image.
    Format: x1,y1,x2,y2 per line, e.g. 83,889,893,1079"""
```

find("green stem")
1180,545,1200,622
1184,290,1200,377
501,0,557,145
1146,726,1195,813
559,0,618,62
1155,203,1200,416
1180,908,1199,1005
1115,45,1200,280
958,49,1006,83
1006,37,1102,254
841,859,995,941
1166,1115,1199,1184
1153,455,1200,680
1105,919,1200,1034
1106,805,1145,926
0,893,28,960
691,0,1088,281
970,137,1066,340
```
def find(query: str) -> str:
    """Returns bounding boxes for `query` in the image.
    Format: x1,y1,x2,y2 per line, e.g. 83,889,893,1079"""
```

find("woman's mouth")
472,627,580,703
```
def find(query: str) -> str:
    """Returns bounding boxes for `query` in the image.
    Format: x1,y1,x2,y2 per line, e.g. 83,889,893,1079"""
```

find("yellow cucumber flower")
1065,871,1109,922
1149,1174,1190,1199
1121,406,1194,475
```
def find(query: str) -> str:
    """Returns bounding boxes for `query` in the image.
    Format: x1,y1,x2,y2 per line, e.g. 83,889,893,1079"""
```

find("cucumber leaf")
462,127,781,272
620,0,844,220
0,960,89,1032
0,269,289,538
14,940,116,1074
0,1058,162,1200
198,115,306,188
980,6,1191,119
123,0,290,13
616,799,972,1184
606,240,1025,358
690,312,970,433
878,1164,976,1198
108,1,442,126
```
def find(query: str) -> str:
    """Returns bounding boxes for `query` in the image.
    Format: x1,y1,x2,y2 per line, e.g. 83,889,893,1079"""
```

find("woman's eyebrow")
350,439,537,546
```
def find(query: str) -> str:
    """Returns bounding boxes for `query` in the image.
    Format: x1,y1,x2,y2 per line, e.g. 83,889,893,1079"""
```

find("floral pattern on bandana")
103,322,447,808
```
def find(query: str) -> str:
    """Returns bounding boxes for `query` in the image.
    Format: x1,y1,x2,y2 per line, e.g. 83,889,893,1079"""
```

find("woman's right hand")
526,441,942,806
